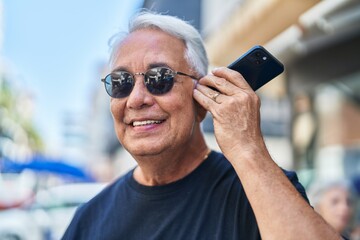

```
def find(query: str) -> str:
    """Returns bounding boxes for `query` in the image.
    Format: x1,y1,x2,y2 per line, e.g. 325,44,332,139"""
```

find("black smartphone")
228,45,284,91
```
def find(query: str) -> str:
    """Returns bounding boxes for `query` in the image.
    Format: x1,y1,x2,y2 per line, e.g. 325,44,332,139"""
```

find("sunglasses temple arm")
176,72,200,80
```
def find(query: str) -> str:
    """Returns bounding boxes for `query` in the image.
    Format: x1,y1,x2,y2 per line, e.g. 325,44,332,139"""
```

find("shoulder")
202,150,244,191
211,151,309,203
206,150,233,170
281,168,309,203
80,171,131,211
200,150,236,180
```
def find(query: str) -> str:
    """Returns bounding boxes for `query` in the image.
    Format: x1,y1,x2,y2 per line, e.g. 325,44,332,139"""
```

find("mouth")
132,119,164,127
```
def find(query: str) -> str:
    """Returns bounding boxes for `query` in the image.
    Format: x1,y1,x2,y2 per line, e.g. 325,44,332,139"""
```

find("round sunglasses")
101,67,199,98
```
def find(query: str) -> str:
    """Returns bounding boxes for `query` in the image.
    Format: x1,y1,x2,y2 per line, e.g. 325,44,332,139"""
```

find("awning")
205,0,320,66
1,156,94,182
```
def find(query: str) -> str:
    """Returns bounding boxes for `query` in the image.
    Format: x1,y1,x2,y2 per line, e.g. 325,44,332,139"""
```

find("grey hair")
307,179,355,207
109,11,208,76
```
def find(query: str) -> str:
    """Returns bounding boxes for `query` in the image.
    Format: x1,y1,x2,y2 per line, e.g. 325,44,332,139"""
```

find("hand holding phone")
228,45,284,91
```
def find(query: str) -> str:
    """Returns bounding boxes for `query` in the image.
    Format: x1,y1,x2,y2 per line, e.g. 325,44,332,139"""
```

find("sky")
2,0,143,153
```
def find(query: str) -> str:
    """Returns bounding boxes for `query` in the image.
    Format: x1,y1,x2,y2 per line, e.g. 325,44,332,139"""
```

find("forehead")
323,186,349,198
112,29,187,70
125,28,185,48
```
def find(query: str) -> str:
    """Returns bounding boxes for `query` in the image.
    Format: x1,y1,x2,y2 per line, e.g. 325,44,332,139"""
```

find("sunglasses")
101,67,199,98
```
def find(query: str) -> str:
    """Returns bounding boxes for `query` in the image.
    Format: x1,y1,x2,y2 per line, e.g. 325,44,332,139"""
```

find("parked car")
0,182,107,240
0,208,44,240
32,182,108,239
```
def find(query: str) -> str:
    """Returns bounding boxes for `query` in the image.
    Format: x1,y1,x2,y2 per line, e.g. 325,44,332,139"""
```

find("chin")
125,143,166,157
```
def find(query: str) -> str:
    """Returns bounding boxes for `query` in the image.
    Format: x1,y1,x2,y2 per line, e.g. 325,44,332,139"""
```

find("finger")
212,67,253,91
198,74,239,97
195,83,227,104
193,87,222,112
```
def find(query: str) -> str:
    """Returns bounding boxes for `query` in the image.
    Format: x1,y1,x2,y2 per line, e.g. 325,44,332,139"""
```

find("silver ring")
211,92,221,103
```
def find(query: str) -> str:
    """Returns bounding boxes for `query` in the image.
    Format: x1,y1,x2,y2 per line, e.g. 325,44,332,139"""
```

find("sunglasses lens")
145,68,174,95
105,72,134,98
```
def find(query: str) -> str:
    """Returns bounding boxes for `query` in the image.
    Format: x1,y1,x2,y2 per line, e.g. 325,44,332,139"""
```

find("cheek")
172,90,195,114
171,96,197,130
110,100,125,123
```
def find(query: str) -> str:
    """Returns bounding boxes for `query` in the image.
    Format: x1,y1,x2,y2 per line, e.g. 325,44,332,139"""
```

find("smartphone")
228,45,284,91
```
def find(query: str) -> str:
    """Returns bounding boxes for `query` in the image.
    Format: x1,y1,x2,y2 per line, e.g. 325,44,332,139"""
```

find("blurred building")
143,0,202,31
262,0,360,183
177,0,359,184
88,0,360,186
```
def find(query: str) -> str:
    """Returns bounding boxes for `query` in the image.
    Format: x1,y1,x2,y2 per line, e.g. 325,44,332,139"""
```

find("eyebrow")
148,62,171,69
111,66,128,72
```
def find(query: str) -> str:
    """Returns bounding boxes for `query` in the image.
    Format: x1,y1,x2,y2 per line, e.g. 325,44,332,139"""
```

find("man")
63,11,341,239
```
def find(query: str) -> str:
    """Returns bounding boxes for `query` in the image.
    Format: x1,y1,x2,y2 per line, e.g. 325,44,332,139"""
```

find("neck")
132,132,209,186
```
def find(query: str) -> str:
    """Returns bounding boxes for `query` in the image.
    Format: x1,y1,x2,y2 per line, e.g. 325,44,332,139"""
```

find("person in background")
62,11,343,239
309,180,356,239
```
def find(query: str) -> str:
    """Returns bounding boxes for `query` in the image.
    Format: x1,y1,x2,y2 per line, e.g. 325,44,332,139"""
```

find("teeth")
133,120,162,127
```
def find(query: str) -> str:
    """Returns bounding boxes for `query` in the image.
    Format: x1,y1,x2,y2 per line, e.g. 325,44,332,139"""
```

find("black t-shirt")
62,151,308,240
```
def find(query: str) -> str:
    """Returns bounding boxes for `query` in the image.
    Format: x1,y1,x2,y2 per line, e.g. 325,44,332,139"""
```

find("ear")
195,101,207,123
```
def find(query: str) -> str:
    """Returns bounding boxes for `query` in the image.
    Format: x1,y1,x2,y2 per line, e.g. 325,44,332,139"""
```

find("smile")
132,120,164,127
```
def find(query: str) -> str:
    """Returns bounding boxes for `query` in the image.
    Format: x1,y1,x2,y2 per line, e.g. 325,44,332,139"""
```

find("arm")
193,67,341,240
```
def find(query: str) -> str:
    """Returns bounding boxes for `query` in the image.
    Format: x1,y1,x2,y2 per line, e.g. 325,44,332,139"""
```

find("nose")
126,75,154,109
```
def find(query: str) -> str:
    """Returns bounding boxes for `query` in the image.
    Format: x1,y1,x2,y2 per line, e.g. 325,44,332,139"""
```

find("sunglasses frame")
101,67,199,98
